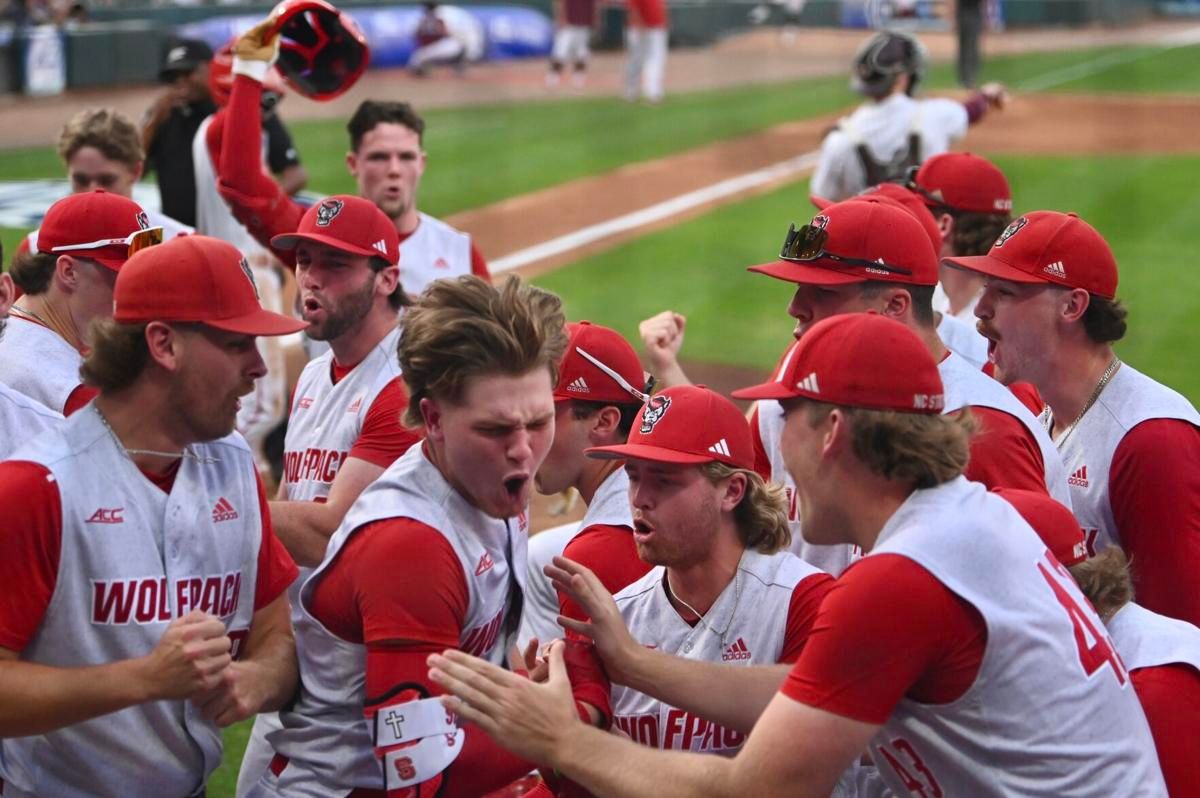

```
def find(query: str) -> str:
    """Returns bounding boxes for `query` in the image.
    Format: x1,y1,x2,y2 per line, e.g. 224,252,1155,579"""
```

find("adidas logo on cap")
568,376,590,393
795,372,820,394
707,438,731,457
373,239,388,255
1044,261,1067,279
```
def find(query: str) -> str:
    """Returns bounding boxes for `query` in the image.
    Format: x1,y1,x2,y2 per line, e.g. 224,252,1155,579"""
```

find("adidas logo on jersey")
434,257,449,270
795,372,820,394
1068,465,1089,487
721,638,752,661
707,438,731,457
86,507,125,524
1043,261,1067,279
568,376,590,393
372,239,388,255
475,552,495,576
211,497,239,523
346,396,363,413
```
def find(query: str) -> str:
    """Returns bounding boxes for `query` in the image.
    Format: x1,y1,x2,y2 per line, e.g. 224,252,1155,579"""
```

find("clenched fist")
139,610,232,702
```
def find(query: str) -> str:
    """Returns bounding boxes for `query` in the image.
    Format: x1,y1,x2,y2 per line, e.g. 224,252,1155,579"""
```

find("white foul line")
490,150,821,273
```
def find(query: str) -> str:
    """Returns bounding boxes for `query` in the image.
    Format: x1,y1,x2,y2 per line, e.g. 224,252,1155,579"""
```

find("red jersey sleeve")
1129,663,1200,798
780,554,986,724
1110,419,1200,626
348,378,422,469
777,572,836,663
63,384,98,416
214,76,304,267
558,523,650,623
748,405,773,482
0,462,62,652
961,406,1047,495
469,242,491,282
253,471,300,611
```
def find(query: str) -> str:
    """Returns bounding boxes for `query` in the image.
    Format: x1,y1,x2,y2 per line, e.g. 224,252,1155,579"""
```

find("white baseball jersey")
936,310,987,370
940,351,1071,507
519,467,631,649
1041,363,1200,556
1107,601,1200,674
255,444,527,796
0,409,264,798
0,314,82,413
810,94,969,202
0,380,63,459
400,212,475,297
756,352,1069,576
865,477,1165,797
611,549,825,754
932,281,983,324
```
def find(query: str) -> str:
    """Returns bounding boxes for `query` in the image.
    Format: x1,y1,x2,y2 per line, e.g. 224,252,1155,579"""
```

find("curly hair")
398,275,568,428
57,108,144,168
945,211,1013,257
1068,547,1134,621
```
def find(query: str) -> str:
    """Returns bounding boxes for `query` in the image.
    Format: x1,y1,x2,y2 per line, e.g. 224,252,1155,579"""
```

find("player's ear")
144,321,183,371
0,272,14,316
420,396,444,441
821,407,849,461
55,255,81,292
590,405,623,442
719,470,748,513
1060,287,1091,325
345,150,358,176
881,287,911,321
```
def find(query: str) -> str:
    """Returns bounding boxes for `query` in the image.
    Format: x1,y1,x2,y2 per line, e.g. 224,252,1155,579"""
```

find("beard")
307,276,376,342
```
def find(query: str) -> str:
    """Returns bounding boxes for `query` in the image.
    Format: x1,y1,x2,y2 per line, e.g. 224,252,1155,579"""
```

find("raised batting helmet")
851,30,926,99
268,0,369,101
209,39,288,108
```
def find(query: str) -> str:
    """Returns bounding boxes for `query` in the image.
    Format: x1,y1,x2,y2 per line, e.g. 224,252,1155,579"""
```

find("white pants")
552,25,591,66
235,711,283,797
409,37,465,70
624,26,667,102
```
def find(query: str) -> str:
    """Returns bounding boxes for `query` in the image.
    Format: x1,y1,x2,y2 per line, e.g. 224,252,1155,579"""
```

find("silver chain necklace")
1050,357,1121,446
94,406,218,464
666,568,744,649
10,304,51,327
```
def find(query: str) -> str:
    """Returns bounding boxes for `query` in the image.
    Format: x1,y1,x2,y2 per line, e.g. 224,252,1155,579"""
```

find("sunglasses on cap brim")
51,226,164,259
779,223,913,276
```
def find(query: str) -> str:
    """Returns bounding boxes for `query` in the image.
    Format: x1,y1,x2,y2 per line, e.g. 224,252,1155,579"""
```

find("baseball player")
0,235,302,797
573,384,835,752
0,266,62,459
212,18,490,299
521,321,652,649
429,312,1166,798
809,30,1006,202
646,199,1070,576
546,0,597,88
235,195,422,795
624,0,668,103
409,1,468,77
0,191,162,415
951,210,1200,626
248,276,606,796
998,488,1200,797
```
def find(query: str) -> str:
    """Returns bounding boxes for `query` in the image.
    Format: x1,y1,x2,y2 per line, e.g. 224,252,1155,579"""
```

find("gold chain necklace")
1051,357,1121,446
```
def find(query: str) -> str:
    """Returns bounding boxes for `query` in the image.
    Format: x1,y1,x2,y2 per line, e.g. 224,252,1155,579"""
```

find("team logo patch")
135,211,150,231
639,395,671,434
238,256,260,299
994,216,1028,248
315,199,344,227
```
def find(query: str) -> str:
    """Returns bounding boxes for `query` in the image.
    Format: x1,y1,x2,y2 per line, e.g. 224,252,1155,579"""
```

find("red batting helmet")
209,39,288,108
268,0,369,101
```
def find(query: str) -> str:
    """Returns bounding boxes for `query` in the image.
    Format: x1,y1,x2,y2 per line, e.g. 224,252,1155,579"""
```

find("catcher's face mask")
269,0,369,101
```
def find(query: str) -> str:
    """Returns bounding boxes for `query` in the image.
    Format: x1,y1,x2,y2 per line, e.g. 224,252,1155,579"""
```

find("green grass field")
2,39,1196,794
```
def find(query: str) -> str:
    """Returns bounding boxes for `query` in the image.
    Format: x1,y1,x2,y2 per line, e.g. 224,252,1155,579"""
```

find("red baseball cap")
733,314,944,413
813,185,942,257
912,152,1012,215
749,200,938,287
586,385,754,470
554,321,649,405
113,235,309,336
37,190,159,273
994,488,1087,567
272,195,400,265
944,211,1118,299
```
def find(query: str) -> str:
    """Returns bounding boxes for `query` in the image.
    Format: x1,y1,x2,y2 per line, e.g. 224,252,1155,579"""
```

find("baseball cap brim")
270,231,380,258
585,443,713,465
942,254,1047,284
730,381,808,401
205,309,309,337
748,259,867,286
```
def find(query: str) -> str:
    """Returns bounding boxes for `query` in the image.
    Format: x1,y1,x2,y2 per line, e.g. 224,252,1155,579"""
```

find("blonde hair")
803,401,975,489
700,461,791,554
398,275,568,428
57,108,144,167
1068,547,1134,621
